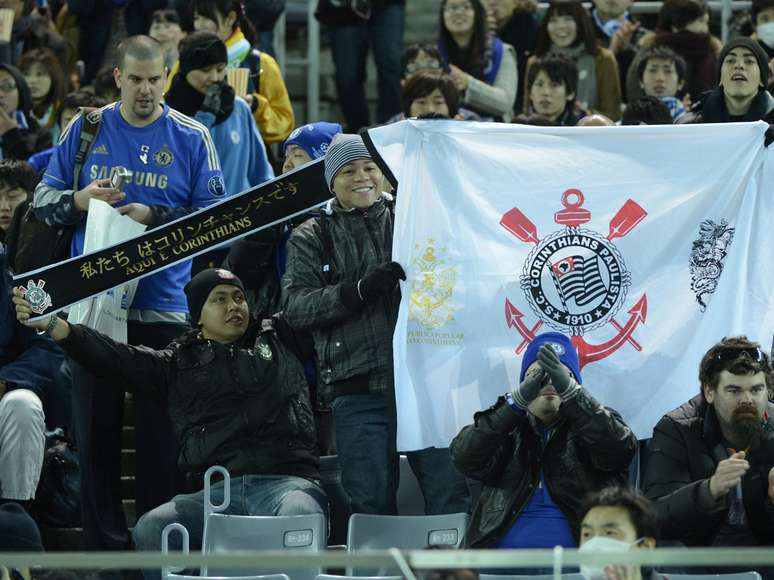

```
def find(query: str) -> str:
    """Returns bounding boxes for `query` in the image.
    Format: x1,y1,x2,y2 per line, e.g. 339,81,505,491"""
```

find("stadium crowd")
0,0,773,579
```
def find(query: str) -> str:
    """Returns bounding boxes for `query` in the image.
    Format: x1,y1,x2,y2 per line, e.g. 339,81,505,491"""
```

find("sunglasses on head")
715,346,765,364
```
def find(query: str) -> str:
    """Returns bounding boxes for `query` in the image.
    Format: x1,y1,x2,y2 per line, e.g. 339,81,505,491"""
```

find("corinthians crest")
501,189,648,369
409,239,458,329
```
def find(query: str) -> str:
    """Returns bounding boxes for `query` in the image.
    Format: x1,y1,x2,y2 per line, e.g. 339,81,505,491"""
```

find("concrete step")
121,475,135,500
121,448,135,477
122,425,135,449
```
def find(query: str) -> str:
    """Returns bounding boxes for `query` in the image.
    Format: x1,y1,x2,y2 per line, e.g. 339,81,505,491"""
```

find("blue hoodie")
195,97,274,196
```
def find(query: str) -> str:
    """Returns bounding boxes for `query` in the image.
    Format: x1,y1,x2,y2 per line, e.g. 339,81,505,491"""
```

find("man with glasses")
643,336,774,562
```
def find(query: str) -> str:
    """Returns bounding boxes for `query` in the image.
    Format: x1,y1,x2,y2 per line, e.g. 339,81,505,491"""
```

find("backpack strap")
72,107,102,189
247,49,262,92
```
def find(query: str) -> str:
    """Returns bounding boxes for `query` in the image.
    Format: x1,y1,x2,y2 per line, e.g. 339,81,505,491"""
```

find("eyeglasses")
715,347,765,364
444,3,474,14
404,60,442,75
0,81,16,93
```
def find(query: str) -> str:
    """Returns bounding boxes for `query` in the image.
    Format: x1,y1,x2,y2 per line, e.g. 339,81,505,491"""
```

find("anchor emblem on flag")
501,189,648,369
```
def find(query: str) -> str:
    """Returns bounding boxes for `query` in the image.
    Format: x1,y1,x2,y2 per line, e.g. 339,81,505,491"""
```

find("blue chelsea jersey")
42,102,225,313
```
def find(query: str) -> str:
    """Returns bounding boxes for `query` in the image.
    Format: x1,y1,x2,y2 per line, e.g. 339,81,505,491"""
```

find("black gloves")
510,344,579,409
200,81,235,119
341,261,406,311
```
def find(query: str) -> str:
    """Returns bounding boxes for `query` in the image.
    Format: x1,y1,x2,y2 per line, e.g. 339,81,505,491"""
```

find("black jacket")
57,321,320,483
450,389,636,548
679,88,774,124
643,395,774,547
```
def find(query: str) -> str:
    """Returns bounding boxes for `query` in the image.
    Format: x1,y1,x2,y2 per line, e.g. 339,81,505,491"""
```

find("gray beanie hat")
324,134,373,192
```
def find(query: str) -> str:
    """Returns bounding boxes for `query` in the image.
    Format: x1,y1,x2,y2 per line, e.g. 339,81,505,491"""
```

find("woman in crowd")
164,31,273,198
528,0,622,121
19,48,66,142
630,0,720,102
166,0,294,145
524,56,587,125
438,0,518,121
148,9,187,70
0,63,51,161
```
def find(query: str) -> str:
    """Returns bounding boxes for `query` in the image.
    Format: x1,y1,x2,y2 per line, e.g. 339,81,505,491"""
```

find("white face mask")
579,536,643,580
757,22,774,47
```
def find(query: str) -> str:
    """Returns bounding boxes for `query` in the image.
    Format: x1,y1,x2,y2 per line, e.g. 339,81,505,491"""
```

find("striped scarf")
225,28,252,68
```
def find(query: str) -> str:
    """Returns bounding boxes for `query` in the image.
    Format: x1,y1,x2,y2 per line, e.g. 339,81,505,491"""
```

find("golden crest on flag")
409,239,458,329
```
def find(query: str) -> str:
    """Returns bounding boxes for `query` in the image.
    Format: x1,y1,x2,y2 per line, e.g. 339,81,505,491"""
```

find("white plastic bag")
68,200,146,342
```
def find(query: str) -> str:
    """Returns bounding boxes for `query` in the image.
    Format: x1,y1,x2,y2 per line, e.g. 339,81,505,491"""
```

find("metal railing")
2,547,774,573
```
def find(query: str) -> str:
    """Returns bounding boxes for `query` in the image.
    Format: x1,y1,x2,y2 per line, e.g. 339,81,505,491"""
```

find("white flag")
366,120,774,450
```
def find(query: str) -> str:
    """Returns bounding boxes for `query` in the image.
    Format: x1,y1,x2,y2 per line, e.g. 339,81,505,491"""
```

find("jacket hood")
0,63,32,117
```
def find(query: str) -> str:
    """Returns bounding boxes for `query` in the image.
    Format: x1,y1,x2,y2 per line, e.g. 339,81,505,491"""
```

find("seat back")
479,574,584,580
316,576,402,580
202,512,327,580
346,513,469,576
169,576,291,580
659,574,762,580
161,522,189,580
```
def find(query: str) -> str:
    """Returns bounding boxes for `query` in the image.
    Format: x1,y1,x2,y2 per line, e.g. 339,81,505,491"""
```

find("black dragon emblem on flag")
689,219,735,311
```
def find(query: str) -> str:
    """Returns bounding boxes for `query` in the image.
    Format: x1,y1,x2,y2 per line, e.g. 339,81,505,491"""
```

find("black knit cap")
179,30,227,76
184,268,245,325
0,503,43,552
718,37,769,88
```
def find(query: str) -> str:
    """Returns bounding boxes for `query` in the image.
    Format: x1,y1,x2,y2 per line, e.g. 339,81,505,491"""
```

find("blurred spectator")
19,47,65,141
752,0,774,57
244,0,287,56
590,0,648,100
0,222,63,508
512,112,554,125
484,0,538,112
631,0,721,103
67,0,168,84
26,90,107,175
0,63,52,160
316,0,404,131
577,112,615,125
165,31,273,197
148,9,186,70
14,267,326,580
92,66,120,103
32,35,225,552
0,158,35,241
168,0,294,145
0,501,43,580
450,332,636,555
634,45,688,120
529,0,622,121
525,56,586,126
577,487,663,580
401,71,460,119
643,336,774,570
281,120,342,174
0,0,68,69
401,43,444,85
282,134,471,516
680,37,774,123
621,95,674,124
438,0,518,121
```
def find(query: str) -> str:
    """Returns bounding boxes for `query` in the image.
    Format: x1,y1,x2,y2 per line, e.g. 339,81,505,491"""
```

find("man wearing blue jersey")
31,35,226,553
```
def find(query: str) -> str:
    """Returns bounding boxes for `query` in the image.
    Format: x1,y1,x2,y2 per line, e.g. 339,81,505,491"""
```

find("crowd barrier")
1,547,773,574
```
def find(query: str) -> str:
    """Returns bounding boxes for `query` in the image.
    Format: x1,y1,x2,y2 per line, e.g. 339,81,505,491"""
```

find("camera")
111,166,132,191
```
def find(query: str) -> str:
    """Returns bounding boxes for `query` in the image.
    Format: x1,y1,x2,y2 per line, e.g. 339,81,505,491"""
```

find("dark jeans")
328,3,405,131
71,321,186,550
331,393,470,515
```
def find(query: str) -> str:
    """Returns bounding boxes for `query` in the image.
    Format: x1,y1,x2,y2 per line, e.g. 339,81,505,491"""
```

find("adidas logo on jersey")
93,144,109,155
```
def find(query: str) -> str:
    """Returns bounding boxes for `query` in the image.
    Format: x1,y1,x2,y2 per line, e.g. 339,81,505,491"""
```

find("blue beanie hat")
284,122,343,160
323,133,373,193
519,331,582,384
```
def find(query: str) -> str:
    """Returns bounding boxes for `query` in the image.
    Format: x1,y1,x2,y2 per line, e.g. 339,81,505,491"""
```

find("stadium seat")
345,512,469,576
479,574,583,580
320,454,350,545
316,575,402,580
657,574,762,580
161,521,292,580
199,466,327,580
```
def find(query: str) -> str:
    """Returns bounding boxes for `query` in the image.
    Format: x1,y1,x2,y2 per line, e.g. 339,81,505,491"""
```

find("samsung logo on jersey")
90,165,169,190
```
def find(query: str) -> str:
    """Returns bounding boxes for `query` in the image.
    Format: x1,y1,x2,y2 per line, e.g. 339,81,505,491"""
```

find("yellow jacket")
165,30,294,145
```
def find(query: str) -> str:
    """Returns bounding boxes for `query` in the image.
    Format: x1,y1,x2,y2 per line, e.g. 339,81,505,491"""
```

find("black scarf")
164,76,234,126
700,88,774,123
